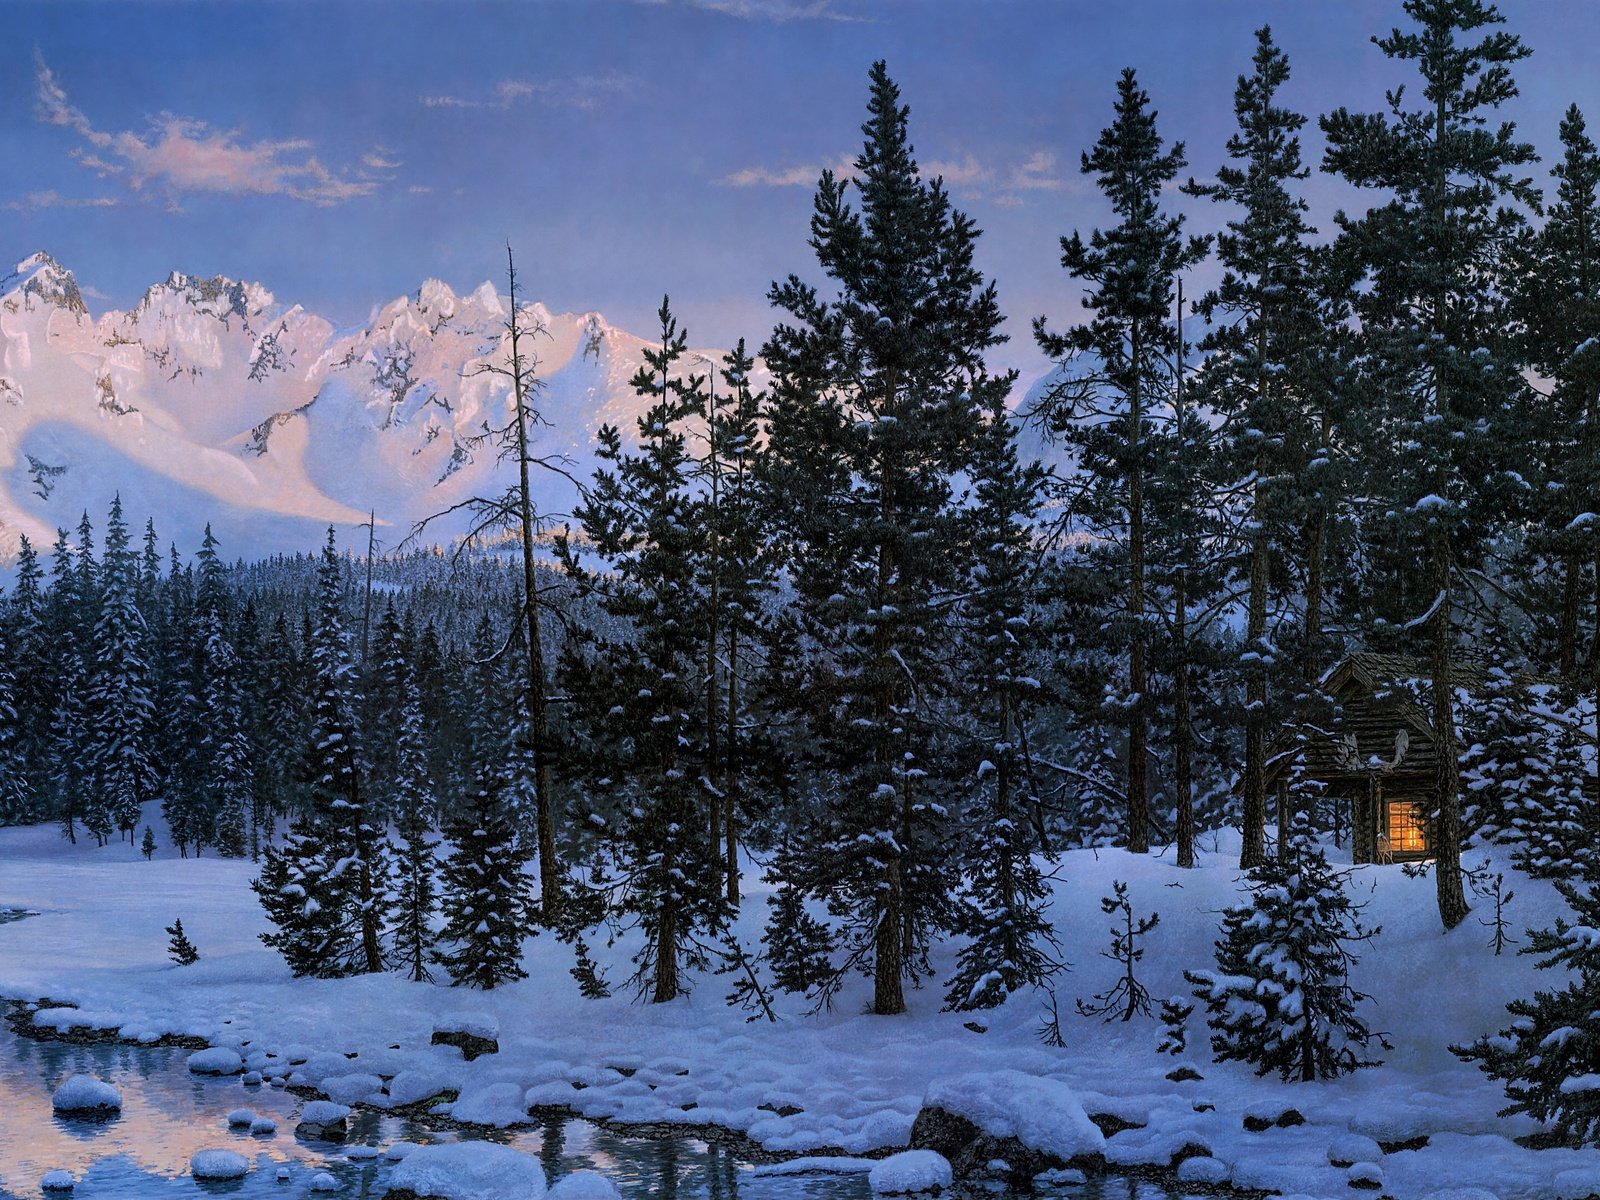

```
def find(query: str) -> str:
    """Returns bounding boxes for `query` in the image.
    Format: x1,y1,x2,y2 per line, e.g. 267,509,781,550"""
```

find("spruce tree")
1455,865,1600,1146
0,616,32,824
558,298,727,1003
1032,68,1209,856
1186,27,1327,867
141,825,156,860
945,394,1061,1011
436,768,532,989
1321,0,1537,930
1186,807,1380,1081
391,646,439,983
165,918,200,966
761,61,997,1014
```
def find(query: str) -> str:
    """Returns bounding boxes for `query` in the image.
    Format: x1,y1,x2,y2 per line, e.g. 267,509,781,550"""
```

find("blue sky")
6,0,1599,379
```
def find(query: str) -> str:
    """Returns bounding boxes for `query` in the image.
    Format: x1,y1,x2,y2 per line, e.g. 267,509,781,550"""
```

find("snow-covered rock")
310,1172,339,1192
191,1149,250,1180
385,1141,423,1161
387,1142,547,1200
187,1047,244,1075
322,1072,385,1105
1176,1156,1230,1185
296,1100,351,1141
388,1069,459,1107
41,1169,75,1191
250,1117,278,1136
869,1151,952,1196
1328,1133,1382,1168
548,1170,622,1200
227,1108,256,1127
1348,1161,1383,1190
50,1075,121,1114
450,1082,532,1127
915,1071,1105,1169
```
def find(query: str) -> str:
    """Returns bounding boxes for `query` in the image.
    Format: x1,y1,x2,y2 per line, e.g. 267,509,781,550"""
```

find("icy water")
0,1033,1192,1200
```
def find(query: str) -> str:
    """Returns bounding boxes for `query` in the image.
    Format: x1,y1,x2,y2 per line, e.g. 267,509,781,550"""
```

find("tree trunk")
725,624,741,904
1174,570,1194,868
1560,552,1581,678
873,361,906,1015
1429,528,1469,930
1126,324,1149,855
505,249,559,922
1241,471,1270,869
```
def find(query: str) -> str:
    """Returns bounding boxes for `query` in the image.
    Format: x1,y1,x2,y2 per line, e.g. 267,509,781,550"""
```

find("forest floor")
1,806,1596,1200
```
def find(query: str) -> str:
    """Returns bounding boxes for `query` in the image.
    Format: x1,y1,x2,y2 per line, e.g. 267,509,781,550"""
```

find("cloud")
2,189,119,212
1009,151,1068,191
361,149,403,171
720,155,858,187
636,0,861,21
31,54,382,207
422,72,633,113
924,155,991,186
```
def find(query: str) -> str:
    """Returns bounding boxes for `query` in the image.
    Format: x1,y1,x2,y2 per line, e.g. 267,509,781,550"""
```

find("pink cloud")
32,55,383,207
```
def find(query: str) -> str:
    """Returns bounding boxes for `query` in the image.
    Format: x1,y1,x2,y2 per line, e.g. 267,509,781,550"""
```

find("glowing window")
1386,801,1427,855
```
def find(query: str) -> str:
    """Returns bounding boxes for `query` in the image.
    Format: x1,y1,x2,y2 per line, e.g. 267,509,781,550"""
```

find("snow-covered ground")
1,806,1596,1200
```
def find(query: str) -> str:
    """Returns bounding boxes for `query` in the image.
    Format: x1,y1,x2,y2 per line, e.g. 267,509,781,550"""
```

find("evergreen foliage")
165,918,199,966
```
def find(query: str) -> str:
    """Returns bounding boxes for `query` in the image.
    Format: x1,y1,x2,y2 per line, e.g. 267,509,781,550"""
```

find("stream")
0,1031,1196,1200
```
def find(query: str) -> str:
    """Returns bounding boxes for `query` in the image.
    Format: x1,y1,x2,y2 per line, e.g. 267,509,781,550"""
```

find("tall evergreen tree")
1321,0,1538,929
559,297,727,1003
761,61,999,1014
1186,27,1326,867
85,497,157,845
1033,68,1209,857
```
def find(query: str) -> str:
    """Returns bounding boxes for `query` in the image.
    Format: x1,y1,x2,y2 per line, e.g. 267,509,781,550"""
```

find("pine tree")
1455,866,1600,1146
253,818,339,976
945,394,1061,1011
141,825,156,860
0,615,33,824
1186,807,1381,1081
165,918,200,966
303,529,387,974
6,536,50,817
761,61,997,1015
1033,67,1209,857
1186,27,1329,868
46,527,91,843
435,768,532,989
1075,881,1159,1022
195,528,252,858
558,297,728,1003
1321,0,1538,930
390,647,439,983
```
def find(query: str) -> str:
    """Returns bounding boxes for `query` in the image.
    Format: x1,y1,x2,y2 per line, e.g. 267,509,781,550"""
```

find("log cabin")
1259,652,1493,864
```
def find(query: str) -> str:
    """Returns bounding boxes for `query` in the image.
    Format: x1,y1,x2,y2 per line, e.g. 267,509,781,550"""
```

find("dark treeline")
4,0,1600,1117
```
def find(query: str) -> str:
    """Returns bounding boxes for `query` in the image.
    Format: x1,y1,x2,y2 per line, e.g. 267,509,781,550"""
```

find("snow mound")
1327,1133,1381,1167
388,1069,459,1107
191,1149,250,1180
1176,1156,1229,1185
387,1142,547,1200
548,1170,622,1200
41,1169,75,1190
869,1151,952,1196
1556,1169,1600,1200
385,1141,423,1160
348,1145,380,1160
188,1047,244,1075
242,1071,264,1086
300,1100,352,1125
323,1072,385,1105
1348,1162,1383,1188
227,1108,256,1127
450,1081,531,1126
1422,1191,1501,1200
50,1075,122,1113
922,1071,1105,1162
310,1171,339,1192
753,1158,877,1177
250,1117,278,1136
433,1014,499,1040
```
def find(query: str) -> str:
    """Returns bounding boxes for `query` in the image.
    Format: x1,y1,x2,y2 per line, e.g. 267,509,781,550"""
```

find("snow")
298,1100,351,1127
387,1142,547,1200
922,1071,1104,1161
187,1047,243,1075
310,1171,340,1191
40,1169,75,1190
4,807,1600,1199
868,1150,952,1195
449,1081,533,1126
547,1169,623,1200
49,1075,121,1113
434,1014,499,1041
250,1116,278,1135
385,1141,423,1160
226,1108,256,1127
751,1158,877,1177
190,1149,250,1179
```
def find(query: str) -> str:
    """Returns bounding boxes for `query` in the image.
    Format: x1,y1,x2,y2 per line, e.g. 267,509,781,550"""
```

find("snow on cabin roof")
1318,651,1495,696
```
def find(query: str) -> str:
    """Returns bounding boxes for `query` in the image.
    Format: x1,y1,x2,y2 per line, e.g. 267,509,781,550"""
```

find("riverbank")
2,807,1597,1199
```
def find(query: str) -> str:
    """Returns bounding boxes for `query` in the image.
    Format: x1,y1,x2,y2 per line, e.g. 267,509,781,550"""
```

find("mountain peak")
6,252,88,316
138,271,274,324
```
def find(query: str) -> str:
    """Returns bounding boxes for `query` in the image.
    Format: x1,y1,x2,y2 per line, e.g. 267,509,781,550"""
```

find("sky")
5,0,1600,383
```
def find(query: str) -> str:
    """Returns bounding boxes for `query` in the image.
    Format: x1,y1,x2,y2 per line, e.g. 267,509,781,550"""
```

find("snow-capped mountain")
0,252,717,564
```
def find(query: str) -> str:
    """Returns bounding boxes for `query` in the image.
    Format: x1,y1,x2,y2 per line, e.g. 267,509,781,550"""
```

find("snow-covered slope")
0,253,712,563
